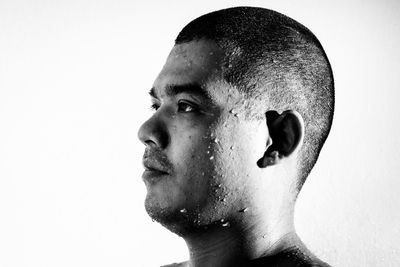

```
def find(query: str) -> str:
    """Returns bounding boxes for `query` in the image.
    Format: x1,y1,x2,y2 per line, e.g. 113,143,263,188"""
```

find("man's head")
138,7,334,236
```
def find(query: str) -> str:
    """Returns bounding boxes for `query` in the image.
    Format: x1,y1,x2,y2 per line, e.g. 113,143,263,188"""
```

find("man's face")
138,40,267,234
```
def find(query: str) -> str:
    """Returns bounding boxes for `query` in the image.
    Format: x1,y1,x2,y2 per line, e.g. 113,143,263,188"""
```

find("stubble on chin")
144,185,228,237
144,197,205,236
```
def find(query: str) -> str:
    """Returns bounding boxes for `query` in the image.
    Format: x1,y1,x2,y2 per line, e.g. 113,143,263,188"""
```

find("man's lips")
142,158,170,183
142,159,170,174
141,147,173,184
142,168,169,184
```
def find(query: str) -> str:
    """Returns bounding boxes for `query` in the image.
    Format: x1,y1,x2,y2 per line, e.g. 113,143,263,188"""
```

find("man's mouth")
142,158,170,184
141,147,173,184
142,167,169,184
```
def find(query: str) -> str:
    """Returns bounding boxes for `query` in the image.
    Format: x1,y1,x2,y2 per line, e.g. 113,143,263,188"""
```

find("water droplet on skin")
180,208,187,213
220,219,225,223
207,150,210,154
239,207,248,213
222,221,230,227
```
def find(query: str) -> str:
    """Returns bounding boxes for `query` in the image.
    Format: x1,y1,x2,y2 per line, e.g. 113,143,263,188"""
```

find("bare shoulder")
249,247,332,267
161,261,188,267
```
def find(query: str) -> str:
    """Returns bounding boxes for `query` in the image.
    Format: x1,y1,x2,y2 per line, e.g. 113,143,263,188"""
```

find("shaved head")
175,6,334,190
139,6,334,266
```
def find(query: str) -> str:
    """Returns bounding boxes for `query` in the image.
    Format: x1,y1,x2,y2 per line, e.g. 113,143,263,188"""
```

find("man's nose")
137,113,169,149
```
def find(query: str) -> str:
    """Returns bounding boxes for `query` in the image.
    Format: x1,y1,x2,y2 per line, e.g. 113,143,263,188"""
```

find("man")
138,6,333,267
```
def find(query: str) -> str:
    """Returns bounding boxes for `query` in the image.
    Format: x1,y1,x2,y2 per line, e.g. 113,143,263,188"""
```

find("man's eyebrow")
149,83,212,101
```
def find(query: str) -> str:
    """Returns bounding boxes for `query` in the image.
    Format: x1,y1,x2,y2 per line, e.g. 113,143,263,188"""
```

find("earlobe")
257,110,304,168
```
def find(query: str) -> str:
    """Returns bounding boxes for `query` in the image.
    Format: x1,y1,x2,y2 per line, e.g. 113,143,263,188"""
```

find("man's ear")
257,110,304,168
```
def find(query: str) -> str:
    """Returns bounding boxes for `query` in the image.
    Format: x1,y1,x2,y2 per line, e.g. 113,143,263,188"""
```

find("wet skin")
138,40,268,234
137,40,331,267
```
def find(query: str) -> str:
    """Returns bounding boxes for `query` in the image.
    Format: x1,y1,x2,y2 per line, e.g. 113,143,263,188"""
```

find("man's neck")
183,213,298,267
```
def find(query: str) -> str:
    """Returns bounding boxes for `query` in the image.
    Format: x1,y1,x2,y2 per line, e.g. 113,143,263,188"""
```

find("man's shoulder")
161,259,330,267
161,261,188,267
250,257,331,267
250,248,331,267
160,248,331,267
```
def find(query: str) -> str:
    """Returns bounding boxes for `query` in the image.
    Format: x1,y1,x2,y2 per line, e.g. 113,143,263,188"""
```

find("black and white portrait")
0,1,399,266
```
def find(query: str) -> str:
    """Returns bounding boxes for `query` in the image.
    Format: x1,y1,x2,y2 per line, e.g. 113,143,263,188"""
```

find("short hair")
175,6,334,191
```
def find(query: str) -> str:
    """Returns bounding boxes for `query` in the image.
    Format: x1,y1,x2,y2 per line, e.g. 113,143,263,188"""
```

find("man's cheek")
172,133,212,161
185,146,215,183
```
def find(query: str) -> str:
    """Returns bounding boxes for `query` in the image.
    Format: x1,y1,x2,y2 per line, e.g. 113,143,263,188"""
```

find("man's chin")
144,196,209,236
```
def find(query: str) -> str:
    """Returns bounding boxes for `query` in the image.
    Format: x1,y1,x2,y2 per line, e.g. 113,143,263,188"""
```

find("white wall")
0,0,399,266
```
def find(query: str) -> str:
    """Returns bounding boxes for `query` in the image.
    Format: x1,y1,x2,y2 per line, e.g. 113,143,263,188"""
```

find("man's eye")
177,101,196,113
150,103,160,111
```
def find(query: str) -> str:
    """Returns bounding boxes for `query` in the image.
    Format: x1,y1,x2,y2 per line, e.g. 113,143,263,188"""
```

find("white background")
1,0,399,266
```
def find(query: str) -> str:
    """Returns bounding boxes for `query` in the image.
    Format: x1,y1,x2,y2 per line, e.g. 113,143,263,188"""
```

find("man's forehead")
152,40,225,96
167,40,223,68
